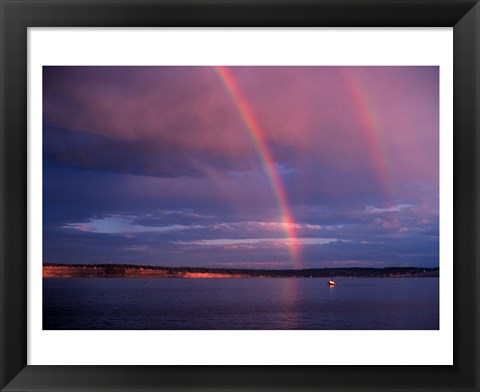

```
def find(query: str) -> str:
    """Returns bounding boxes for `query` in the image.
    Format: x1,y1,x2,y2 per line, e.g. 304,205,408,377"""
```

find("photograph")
42,65,439,330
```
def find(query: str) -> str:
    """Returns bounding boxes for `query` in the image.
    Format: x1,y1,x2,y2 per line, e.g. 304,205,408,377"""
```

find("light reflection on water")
329,284,337,302
281,278,301,329
43,277,439,330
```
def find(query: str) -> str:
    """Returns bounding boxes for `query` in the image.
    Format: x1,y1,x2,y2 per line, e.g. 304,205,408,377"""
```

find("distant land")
43,264,439,279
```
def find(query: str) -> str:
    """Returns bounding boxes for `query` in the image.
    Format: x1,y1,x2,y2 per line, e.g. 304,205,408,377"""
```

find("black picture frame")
1,1,479,391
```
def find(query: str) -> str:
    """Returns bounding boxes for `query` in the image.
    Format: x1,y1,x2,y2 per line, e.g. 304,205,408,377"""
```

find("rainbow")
214,66,301,265
343,69,393,198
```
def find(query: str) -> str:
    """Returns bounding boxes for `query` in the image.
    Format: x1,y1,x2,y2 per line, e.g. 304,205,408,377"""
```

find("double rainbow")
214,67,392,266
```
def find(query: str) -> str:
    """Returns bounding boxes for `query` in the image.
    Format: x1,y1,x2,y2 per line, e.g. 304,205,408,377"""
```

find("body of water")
43,277,439,330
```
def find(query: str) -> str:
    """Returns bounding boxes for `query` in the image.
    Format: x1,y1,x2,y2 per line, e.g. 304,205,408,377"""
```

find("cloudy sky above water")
43,66,439,269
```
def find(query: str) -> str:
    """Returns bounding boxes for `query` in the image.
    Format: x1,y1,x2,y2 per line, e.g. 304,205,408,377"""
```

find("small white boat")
328,279,337,286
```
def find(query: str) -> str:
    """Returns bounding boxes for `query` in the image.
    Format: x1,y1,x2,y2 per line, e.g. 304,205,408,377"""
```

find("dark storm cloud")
44,125,258,178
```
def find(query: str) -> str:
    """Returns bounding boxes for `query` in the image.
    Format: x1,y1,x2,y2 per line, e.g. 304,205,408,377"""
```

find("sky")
43,66,439,269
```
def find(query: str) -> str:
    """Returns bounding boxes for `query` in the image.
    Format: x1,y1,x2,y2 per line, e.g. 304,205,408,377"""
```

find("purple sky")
43,66,439,269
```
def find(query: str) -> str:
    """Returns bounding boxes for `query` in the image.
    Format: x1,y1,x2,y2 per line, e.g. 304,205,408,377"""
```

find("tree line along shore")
43,264,439,279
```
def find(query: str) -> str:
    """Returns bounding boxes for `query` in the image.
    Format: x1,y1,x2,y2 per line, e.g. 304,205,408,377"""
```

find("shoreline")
43,264,439,279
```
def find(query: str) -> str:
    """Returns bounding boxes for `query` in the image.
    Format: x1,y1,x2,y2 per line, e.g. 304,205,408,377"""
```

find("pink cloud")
44,66,439,198
212,221,322,232
62,224,93,232
172,237,338,249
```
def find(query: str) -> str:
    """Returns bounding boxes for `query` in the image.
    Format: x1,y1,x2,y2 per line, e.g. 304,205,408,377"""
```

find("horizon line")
42,263,439,271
